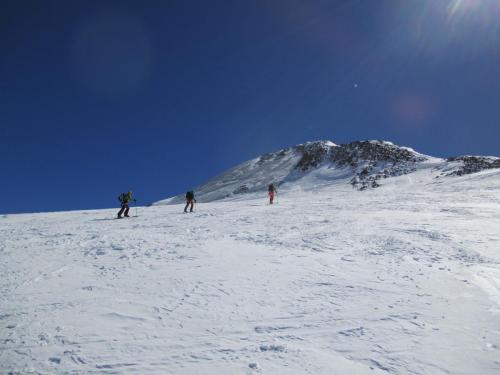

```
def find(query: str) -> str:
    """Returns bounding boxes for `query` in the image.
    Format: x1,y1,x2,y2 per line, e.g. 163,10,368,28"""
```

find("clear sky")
1,0,499,214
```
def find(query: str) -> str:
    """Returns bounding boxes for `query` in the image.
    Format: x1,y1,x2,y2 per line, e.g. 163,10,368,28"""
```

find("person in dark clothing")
268,183,277,204
184,191,196,213
117,191,135,218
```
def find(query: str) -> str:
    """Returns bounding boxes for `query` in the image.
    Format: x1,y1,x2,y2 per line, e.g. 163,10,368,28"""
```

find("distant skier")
184,190,196,213
117,191,135,218
268,183,277,204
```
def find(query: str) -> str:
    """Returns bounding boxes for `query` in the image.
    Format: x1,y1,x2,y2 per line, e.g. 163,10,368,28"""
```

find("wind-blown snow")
1,167,500,374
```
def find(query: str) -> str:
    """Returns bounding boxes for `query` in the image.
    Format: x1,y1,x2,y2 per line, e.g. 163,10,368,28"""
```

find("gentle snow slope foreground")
1,169,500,374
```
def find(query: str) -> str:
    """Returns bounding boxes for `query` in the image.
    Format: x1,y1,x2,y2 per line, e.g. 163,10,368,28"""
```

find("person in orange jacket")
268,183,277,204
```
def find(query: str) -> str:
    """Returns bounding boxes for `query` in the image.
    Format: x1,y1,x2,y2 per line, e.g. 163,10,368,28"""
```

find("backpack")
119,192,131,204
268,184,275,192
186,191,194,200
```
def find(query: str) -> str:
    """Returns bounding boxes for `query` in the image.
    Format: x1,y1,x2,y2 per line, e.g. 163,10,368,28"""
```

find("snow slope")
1,167,500,374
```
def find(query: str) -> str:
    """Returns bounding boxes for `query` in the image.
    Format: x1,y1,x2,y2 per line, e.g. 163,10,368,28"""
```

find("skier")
117,191,135,218
268,183,277,204
184,190,196,213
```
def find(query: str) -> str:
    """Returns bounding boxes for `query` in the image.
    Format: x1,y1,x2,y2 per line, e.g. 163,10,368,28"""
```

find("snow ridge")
155,139,500,205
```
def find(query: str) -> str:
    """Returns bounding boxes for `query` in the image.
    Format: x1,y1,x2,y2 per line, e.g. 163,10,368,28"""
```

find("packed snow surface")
1,169,500,374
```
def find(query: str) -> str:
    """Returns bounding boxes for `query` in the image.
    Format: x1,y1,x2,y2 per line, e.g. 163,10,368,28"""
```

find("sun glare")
447,0,497,20
440,0,500,48
448,0,480,17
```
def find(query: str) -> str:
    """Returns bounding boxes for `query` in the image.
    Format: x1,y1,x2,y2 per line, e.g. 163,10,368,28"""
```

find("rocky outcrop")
233,184,249,194
336,141,425,190
295,141,333,171
350,164,419,190
330,141,425,166
280,140,428,190
446,156,500,176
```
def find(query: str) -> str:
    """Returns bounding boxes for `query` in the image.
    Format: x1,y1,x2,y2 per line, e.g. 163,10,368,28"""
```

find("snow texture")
1,157,500,374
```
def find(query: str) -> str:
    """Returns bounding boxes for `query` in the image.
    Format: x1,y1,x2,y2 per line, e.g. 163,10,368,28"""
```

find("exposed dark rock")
233,185,249,194
350,164,417,190
331,141,425,190
257,148,291,166
257,152,275,165
295,141,332,171
330,140,426,167
292,140,426,190
446,156,500,176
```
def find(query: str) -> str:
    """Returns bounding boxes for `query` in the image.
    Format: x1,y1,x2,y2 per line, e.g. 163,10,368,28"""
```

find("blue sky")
1,0,499,214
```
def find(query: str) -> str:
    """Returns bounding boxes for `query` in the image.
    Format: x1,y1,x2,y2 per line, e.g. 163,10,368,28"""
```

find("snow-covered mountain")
154,140,500,204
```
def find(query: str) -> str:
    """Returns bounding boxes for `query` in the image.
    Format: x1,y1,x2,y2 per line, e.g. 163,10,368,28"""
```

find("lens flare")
398,0,500,58
447,0,500,22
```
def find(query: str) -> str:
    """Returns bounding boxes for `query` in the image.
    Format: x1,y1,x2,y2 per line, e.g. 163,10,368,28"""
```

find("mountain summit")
155,140,499,205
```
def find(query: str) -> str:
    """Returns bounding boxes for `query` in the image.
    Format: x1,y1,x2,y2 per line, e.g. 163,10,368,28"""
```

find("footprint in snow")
259,344,285,352
338,327,365,337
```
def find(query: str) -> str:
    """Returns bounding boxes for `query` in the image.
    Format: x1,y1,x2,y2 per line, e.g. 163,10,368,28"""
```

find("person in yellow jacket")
117,191,135,218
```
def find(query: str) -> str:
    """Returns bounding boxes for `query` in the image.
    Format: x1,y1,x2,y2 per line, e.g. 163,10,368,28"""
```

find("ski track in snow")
1,171,500,374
